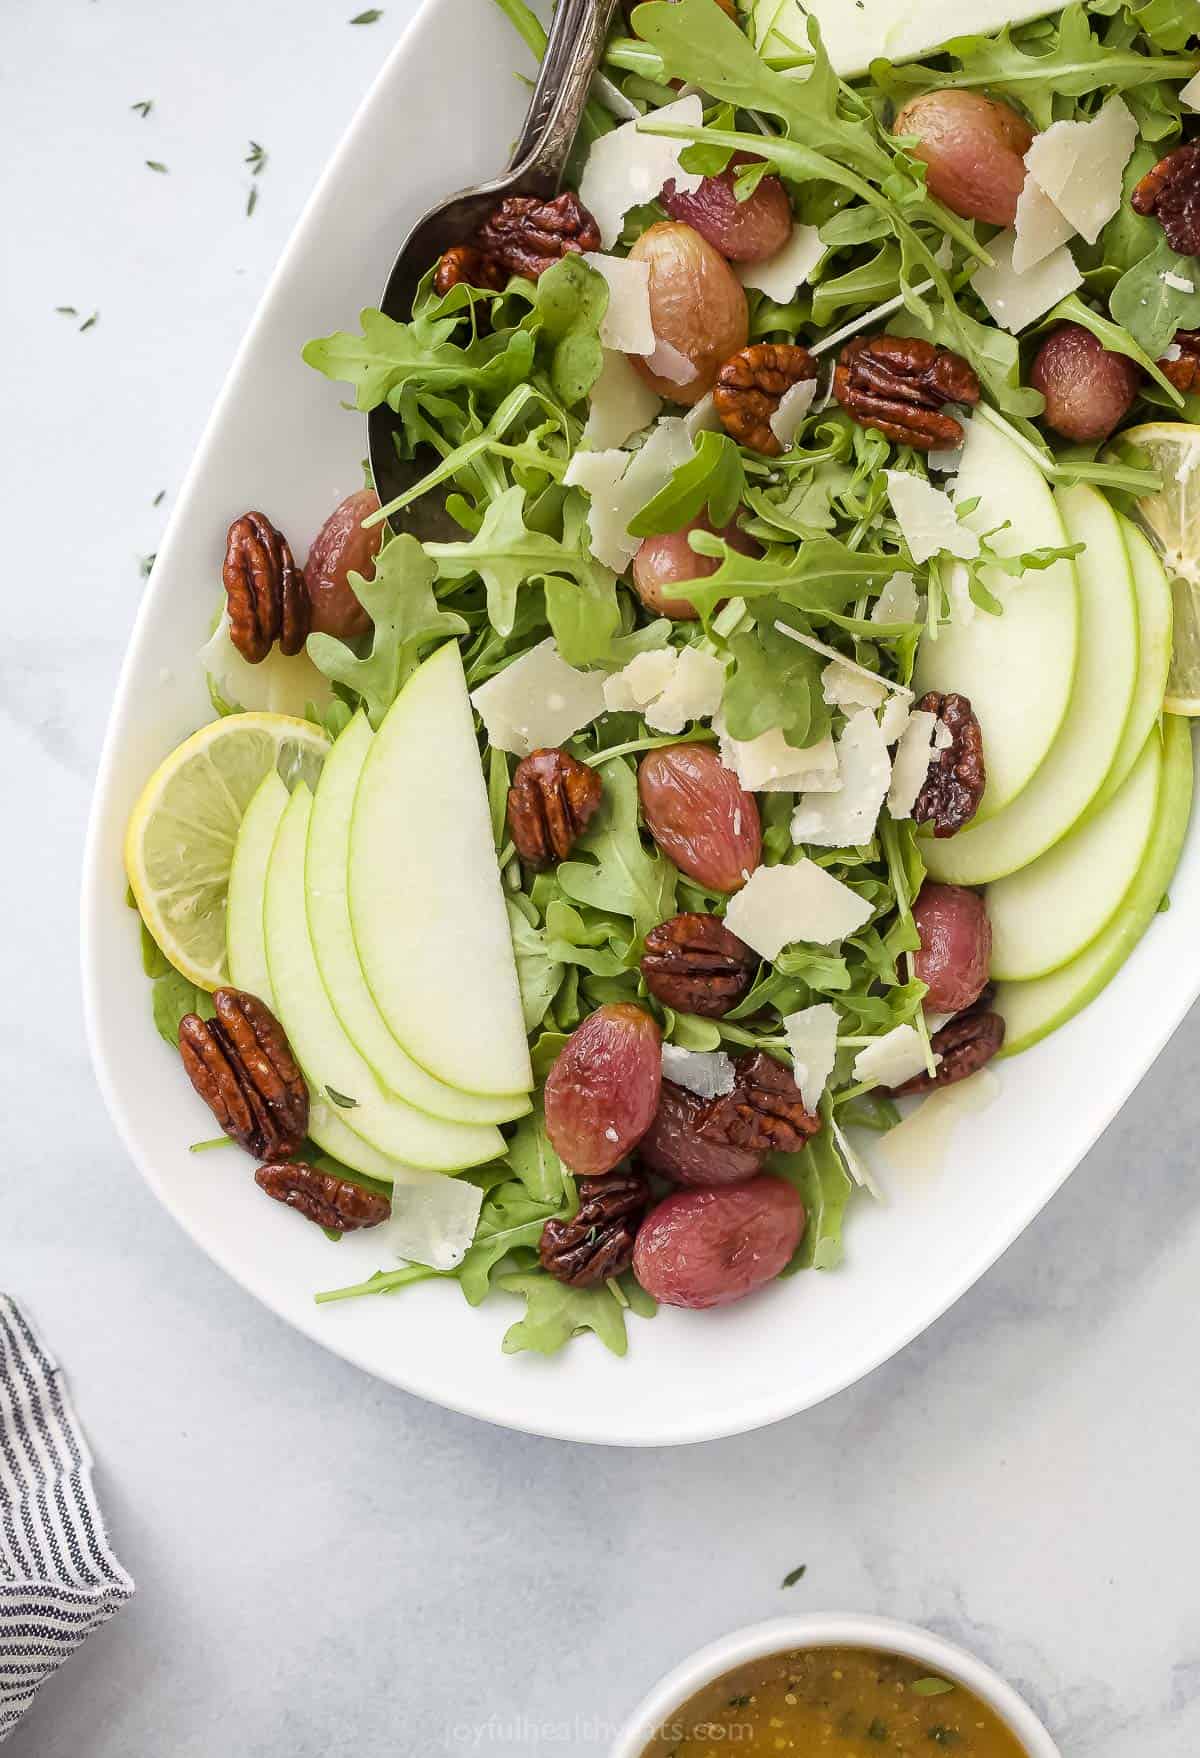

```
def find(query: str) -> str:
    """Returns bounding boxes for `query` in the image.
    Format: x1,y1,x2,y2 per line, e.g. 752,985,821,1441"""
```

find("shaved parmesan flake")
590,70,639,123
584,349,661,449
783,1003,839,1112
564,417,693,570
970,231,1081,334
872,572,919,626
717,720,840,793
886,709,938,818
684,393,722,439
878,694,911,747
774,622,914,695
602,648,677,712
1164,342,1184,363
933,719,954,751
584,252,654,354
644,646,725,732
736,223,824,302
832,1115,882,1199
790,709,891,848
886,471,980,564
1024,96,1137,245
1182,70,1200,110
783,0,1060,79
769,375,818,450
645,337,696,385
201,614,334,718
471,638,605,756
1012,172,1074,274
822,657,888,711
1163,269,1195,294
390,1177,484,1271
877,1069,1000,1177
579,94,703,247
926,441,964,474
852,1023,933,1089
661,1043,736,1098
724,860,872,960
604,646,724,730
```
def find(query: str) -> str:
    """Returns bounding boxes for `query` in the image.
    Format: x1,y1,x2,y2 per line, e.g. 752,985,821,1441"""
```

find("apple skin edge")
995,715,1195,1057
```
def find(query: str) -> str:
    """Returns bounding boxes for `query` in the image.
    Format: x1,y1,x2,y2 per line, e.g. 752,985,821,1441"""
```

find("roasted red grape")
638,744,761,893
912,882,992,1014
543,1004,662,1176
633,1176,805,1308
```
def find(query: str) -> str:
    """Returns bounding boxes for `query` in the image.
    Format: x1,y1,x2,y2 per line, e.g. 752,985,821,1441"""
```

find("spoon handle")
507,0,622,194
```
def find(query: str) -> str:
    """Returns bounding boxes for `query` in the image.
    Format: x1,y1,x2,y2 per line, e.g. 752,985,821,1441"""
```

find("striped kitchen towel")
0,1297,133,1744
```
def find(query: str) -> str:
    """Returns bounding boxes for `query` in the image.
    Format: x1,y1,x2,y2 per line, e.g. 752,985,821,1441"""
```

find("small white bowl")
611,1615,1060,1757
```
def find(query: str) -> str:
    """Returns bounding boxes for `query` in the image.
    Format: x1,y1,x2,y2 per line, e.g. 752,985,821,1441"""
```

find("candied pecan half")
641,912,758,1017
638,1080,764,1187
697,1050,820,1155
833,334,981,450
223,511,309,663
473,191,601,280
433,245,507,299
713,342,818,456
891,1000,1005,1096
507,748,602,868
538,1170,650,1287
179,989,308,1159
912,690,986,837
255,1161,391,1231
1159,328,1200,393
1132,143,1200,256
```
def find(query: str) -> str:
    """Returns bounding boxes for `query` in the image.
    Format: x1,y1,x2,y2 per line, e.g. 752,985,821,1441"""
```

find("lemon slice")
126,712,330,990
1122,421,1200,713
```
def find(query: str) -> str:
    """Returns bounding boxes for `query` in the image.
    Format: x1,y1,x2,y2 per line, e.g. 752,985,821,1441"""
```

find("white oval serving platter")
81,0,1199,1447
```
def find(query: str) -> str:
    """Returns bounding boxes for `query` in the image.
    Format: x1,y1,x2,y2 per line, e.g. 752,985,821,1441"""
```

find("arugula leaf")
424,483,620,661
497,1270,642,1356
722,611,833,749
558,757,677,940
871,4,1199,131
627,431,746,537
526,253,608,406
1110,237,1200,357
674,535,890,622
1038,293,1183,404
506,896,565,1030
302,306,534,413
505,1105,566,1205
306,534,467,726
458,1181,563,1305
776,1123,853,1272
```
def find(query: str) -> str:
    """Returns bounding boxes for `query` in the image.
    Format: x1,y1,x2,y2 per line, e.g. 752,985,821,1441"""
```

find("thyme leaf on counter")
130,98,153,118
780,1563,808,1588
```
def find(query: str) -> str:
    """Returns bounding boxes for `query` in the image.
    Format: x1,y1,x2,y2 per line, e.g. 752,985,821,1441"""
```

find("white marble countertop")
7,1,1200,1751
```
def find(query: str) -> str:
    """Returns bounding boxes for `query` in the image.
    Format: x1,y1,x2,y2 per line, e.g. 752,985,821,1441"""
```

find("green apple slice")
996,715,1194,1055
988,730,1162,982
227,772,418,1183
1087,519,1172,816
227,769,289,1004
923,482,1137,886
349,642,534,1098
913,410,1079,824
266,784,504,1171
307,711,528,1125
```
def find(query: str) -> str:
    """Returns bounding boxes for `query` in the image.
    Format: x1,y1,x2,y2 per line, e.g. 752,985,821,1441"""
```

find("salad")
126,0,1200,1358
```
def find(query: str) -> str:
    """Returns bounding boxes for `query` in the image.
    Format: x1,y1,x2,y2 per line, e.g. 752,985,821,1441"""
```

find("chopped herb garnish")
245,139,268,176
727,1695,751,1709
912,1679,955,1698
326,1086,360,1109
55,305,78,317
246,185,259,217
780,1563,807,1588
867,1721,889,1743
79,311,98,332
350,7,383,19
146,160,168,173
130,98,153,118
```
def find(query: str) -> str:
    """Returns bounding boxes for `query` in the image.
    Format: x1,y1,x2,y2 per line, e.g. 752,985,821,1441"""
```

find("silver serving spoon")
368,0,620,540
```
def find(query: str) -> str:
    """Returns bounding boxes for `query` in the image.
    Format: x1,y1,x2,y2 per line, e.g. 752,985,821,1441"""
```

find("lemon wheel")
1123,421,1200,714
125,712,329,990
